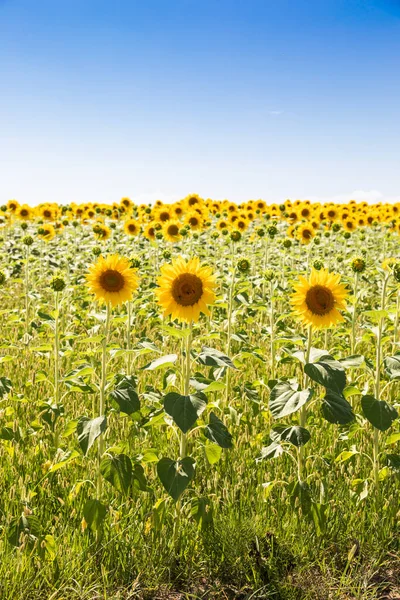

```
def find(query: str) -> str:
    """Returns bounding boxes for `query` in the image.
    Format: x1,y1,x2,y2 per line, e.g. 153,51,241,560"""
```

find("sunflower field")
0,196,400,599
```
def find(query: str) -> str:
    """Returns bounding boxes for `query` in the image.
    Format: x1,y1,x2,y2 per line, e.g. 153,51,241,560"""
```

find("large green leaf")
110,376,140,415
142,354,178,371
305,356,346,393
197,347,237,369
83,499,107,532
384,356,400,380
361,395,398,431
8,514,41,546
272,425,310,447
269,381,313,418
321,390,354,424
157,457,195,501
164,391,207,433
100,453,132,495
204,412,233,448
77,416,107,455
0,377,12,399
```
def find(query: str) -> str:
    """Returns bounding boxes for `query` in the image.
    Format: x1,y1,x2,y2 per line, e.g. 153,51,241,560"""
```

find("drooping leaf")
204,442,222,464
100,454,132,495
83,499,107,532
197,347,237,369
204,412,233,448
321,390,354,424
384,356,400,380
8,514,41,547
305,356,346,393
164,391,207,433
0,377,12,398
269,381,313,418
110,376,140,415
157,457,195,501
272,425,311,447
77,416,107,456
142,354,178,371
361,395,398,432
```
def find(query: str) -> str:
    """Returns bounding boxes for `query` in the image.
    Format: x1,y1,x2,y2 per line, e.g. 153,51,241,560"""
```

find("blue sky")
1,0,399,205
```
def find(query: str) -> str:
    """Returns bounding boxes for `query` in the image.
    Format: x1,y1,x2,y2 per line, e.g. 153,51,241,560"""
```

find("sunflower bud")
313,260,323,271
256,227,265,237
351,257,366,273
162,250,171,260
21,222,28,231
93,247,102,256
72,220,79,227
155,232,163,240
22,235,34,246
343,232,351,239
237,258,250,273
267,225,278,237
230,230,241,242
221,228,229,236
264,269,275,281
50,276,66,292
332,223,341,232
180,228,188,237
283,239,292,248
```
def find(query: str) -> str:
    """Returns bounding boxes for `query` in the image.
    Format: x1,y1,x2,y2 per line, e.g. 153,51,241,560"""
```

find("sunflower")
17,204,34,220
185,194,203,209
86,254,139,307
163,221,181,242
342,217,357,232
144,223,156,241
124,219,140,236
156,256,216,322
120,197,133,210
290,268,348,328
39,224,56,242
186,213,203,230
93,224,111,241
296,222,315,244
155,208,172,224
7,199,20,213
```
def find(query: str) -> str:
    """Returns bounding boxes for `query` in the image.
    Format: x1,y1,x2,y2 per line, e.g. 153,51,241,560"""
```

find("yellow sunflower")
162,220,181,242
17,204,34,220
86,254,139,307
290,268,348,329
296,222,315,244
39,224,56,242
156,256,216,322
185,213,203,230
124,219,141,236
7,199,19,213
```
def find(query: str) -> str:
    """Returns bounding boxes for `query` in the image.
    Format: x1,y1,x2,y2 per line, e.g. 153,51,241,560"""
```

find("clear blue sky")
1,0,399,205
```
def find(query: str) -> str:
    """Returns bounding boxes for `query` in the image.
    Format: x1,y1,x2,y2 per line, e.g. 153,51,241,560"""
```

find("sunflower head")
290,268,348,329
156,256,216,323
86,254,139,307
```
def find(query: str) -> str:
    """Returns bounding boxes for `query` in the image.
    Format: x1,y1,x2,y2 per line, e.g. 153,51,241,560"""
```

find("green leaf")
83,499,107,532
384,355,400,380
8,514,41,546
305,356,346,393
49,449,80,473
142,354,178,371
100,454,132,495
0,377,12,399
386,432,400,446
335,449,358,463
197,347,237,369
321,390,354,424
204,412,233,448
77,416,107,455
257,442,284,461
339,355,365,369
269,381,313,418
272,425,310,447
157,457,195,501
361,395,398,432
288,480,312,515
164,391,207,433
110,376,140,415
204,442,222,464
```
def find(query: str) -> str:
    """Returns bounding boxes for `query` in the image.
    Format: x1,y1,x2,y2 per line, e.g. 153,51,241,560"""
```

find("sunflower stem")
226,249,236,405
126,301,132,375
351,271,359,355
373,273,390,490
24,245,30,336
180,321,193,458
270,279,275,380
97,302,111,499
298,325,312,482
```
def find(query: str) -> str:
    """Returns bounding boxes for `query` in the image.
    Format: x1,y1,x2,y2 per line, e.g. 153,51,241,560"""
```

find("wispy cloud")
268,110,283,116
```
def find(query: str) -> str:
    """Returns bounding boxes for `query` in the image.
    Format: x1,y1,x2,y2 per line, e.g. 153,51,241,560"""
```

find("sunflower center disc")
168,225,179,236
100,269,125,292
172,273,203,306
305,285,335,316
